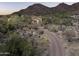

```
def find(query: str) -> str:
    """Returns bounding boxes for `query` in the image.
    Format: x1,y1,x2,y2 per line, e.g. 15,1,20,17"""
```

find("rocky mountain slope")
12,2,79,15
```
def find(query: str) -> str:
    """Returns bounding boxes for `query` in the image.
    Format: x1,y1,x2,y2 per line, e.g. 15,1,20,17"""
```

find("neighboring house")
71,14,79,19
31,16,42,24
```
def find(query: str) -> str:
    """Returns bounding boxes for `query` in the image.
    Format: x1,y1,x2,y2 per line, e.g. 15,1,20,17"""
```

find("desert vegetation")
1,2,79,56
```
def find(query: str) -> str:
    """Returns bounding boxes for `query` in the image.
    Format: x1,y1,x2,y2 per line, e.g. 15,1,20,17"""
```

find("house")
31,16,42,24
71,14,79,19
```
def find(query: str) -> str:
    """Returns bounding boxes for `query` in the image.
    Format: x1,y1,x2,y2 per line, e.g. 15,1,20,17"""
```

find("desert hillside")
0,2,79,56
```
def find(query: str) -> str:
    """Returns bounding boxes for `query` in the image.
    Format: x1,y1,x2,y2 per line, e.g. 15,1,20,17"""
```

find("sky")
0,2,76,15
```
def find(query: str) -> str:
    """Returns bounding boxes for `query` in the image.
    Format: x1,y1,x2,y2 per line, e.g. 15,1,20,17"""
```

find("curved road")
39,27,65,56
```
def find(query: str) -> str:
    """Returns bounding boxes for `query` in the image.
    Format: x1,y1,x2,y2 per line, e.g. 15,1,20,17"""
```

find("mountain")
70,2,79,14
71,2,79,10
12,2,79,15
13,4,51,15
51,3,71,12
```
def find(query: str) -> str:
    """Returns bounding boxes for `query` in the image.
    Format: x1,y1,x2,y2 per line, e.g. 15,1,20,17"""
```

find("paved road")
39,27,65,56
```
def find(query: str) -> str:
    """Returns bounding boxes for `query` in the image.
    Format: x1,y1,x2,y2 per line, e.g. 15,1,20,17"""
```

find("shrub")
0,18,8,33
42,16,53,25
6,32,34,56
5,32,47,56
63,28,76,42
7,14,32,30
